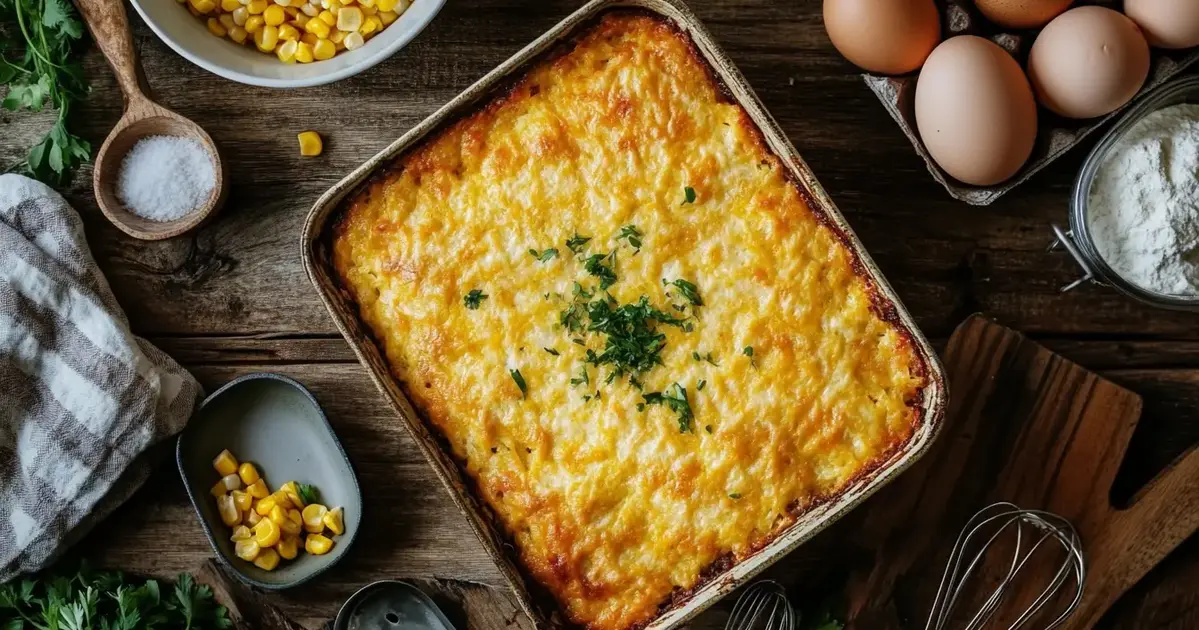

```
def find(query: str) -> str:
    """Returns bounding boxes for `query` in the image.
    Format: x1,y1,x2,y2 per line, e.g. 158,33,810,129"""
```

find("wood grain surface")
7,0,1197,628
845,316,1199,630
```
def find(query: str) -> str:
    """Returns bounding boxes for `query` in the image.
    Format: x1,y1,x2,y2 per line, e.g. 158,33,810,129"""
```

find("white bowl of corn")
131,0,445,87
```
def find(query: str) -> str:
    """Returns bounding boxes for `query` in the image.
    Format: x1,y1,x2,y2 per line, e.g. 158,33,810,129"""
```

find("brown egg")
915,36,1038,186
1028,7,1150,119
974,0,1074,29
1125,0,1199,49
823,0,941,75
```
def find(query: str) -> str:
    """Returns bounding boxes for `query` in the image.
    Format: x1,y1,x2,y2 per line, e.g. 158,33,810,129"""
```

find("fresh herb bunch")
0,565,232,630
0,0,91,183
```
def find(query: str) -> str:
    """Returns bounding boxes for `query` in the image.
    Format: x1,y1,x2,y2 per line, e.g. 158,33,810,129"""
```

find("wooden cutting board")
845,315,1199,629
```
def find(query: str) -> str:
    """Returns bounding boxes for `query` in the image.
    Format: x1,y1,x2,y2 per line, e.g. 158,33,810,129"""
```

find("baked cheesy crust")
333,11,927,630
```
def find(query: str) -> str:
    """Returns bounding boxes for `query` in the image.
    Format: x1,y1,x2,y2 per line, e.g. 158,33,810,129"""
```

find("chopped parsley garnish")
566,233,592,255
297,483,320,505
667,278,703,306
705,424,712,433
692,351,718,365
583,252,618,290
642,382,693,433
682,186,697,205
464,289,488,309
583,296,688,381
697,379,707,391
570,366,590,387
528,248,558,262
728,492,742,500
543,347,560,356
617,224,642,250
509,369,527,398
743,345,756,368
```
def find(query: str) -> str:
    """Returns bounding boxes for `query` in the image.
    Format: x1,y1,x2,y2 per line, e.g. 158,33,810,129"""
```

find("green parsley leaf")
570,366,589,387
728,493,742,499
704,424,712,433
642,383,694,433
743,345,757,368
697,379,706,391
566,233,592,255
464,289,488,310
667,278,703,306
296,483,320,505
692,351,717,365
617,224,642,250
583,252,618,290
510,369,528,398
543,347,560,356
528,248,559,262
682,186,697,205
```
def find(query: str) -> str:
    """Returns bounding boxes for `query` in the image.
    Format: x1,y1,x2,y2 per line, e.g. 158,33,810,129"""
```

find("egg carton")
865,0,1199,206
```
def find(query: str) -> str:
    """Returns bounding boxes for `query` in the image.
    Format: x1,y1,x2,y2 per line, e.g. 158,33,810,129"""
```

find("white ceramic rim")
129,0,447,88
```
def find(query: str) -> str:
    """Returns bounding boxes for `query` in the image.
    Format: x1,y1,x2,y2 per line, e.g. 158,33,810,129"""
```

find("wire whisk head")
725,580,797,630
925,502,1086,630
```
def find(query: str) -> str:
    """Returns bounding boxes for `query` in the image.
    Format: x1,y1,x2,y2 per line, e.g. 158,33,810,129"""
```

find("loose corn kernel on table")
38,0,1199,628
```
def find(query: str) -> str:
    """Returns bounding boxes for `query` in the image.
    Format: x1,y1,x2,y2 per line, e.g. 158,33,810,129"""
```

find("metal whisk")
725,580,797,630
925,502,1086,630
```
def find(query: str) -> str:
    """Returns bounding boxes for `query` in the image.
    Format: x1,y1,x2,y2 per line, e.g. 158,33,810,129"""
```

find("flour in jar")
1088,103,1199,296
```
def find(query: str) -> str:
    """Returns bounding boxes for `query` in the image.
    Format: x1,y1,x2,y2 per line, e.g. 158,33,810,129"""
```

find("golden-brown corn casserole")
332,11,929,630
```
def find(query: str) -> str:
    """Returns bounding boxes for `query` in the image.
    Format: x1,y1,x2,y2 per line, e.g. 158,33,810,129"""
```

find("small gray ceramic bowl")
177,373,361,589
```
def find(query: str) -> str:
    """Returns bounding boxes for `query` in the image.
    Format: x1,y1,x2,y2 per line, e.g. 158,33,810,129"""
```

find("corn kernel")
269,504,289,526
295,41,314,62
191,0,217,13
231,6,248,24
243,480,266,500
313,37,335,59
213,450,239,476
304,17,330,38
235,539,261,561
320,0,340,9
263,4,285,25
254,548,280,571
255,495,277,516
255,24,279,51
284,5,298,16
343,30,363,50
301,504,328,533
300,3,318,16
375,0,397,10
236,462,259,485
323,506,345,536
336,6,361,30
357,0,374,6
245,14,265,32
211,480,228,497
318,9,336,25
278,23,299,39
378,9,397,24
217,495,241,527
300,32,319,45
279,513,302,535
247,0,267,12
232,489,253,512
220,473,242,492
277,535,299,560
245,508,262,526
254,515,281,547
292,13,309,27
367,14,383,33
305,533,333,555
220,0,240,10
329,29,346,44
231,525,252,542
298,131,323,155
219,13,235,28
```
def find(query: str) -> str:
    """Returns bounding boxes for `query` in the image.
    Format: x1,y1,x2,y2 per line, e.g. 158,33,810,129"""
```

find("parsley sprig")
0,0,91,183
0,565,232,630
640,382,693,433
464,289,487,310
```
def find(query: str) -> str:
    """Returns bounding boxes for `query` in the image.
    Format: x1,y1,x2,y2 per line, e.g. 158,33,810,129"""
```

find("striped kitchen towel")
0,174,202,582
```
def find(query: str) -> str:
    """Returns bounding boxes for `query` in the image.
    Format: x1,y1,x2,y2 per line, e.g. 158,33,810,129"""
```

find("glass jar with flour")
1052,76,1199,311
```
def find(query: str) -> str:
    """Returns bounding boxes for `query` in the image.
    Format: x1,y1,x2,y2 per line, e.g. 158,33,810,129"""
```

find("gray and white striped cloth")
0,174,202,582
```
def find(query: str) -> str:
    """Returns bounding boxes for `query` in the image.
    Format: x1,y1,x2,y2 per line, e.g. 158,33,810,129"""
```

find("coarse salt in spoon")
77,0,227,241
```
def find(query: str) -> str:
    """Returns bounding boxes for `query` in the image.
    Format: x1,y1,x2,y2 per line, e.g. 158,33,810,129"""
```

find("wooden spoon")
77,0,227,241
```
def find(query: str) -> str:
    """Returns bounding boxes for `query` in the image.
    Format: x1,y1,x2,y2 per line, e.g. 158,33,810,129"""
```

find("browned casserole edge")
323,8,933,630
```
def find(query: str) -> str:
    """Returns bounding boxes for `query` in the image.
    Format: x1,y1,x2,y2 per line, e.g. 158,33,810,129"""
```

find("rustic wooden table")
7,0,1196,627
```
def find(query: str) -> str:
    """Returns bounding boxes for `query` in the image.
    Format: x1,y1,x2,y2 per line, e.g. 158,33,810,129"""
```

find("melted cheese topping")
333,12,926,630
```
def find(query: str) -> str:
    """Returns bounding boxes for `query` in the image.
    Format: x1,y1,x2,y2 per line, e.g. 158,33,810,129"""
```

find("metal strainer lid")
333,581,456,630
